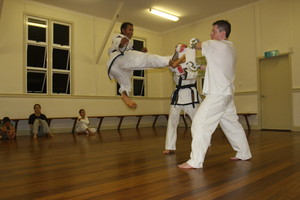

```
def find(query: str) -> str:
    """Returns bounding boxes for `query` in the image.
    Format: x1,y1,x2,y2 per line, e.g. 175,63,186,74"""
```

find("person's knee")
40,120,48,126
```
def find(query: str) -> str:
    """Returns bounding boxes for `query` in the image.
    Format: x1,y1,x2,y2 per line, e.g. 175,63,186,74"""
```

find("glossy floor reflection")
1,127,300,200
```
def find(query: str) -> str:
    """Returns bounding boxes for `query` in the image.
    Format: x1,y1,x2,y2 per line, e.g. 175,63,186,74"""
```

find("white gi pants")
109,51,170,95
76,122,89,133
187,94,252,168
165,104,199,150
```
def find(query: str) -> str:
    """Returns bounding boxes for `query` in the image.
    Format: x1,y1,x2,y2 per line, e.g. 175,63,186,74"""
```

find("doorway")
259,54,292,130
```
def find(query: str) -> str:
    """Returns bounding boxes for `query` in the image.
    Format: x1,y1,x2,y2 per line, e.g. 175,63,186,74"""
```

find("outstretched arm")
200,64,206,70
195,42,202,50
190,38,202,50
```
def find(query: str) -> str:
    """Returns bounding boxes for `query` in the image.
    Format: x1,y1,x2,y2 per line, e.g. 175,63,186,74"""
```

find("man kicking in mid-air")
107,22,185,108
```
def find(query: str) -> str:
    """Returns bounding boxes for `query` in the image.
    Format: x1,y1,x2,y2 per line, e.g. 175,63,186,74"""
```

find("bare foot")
121,92,137,109
47,132,54,138
178,162,196,169
162,150,175,155
169,54,186,68
230,157,250,161
32,133,37,139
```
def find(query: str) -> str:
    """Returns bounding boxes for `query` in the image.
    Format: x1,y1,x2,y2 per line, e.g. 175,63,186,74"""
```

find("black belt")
171,82,198,108
107,50,124,79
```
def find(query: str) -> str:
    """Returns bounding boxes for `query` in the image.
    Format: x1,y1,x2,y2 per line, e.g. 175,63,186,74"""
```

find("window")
27,45,47,68
28,18,46,42
25,16,71,94
132,38,145,96
133,79,144,96
52,48,70,70
52,73,70,94
27,70,47,93
53,23,70,45
116,38,146,96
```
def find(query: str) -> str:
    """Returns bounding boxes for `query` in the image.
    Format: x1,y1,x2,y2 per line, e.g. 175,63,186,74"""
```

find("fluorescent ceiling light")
149,8,179,21
27,22,47,28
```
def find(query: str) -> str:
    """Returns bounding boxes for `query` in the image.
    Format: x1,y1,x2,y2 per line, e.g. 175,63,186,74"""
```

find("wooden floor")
1,127,300,200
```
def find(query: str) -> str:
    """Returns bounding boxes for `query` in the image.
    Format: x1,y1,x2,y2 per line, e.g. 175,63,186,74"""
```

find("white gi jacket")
202,40,236,95
76,116,90,133
170,67,201,107
107,33,133,80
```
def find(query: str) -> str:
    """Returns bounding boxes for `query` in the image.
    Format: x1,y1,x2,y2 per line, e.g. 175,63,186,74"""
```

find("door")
259,55,292,130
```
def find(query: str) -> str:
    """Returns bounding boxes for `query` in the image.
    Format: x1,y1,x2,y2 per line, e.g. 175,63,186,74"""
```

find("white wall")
0,0,24,94
293,92,300,128
290,0,300,88
161,4,260,129
0,0,175,134
0,0,171,124
255,0,300,130
161,0,300,131
1,0,300,132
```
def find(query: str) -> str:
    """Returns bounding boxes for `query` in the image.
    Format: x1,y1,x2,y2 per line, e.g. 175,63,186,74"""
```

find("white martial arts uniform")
75,116,95,134
165,67,201,151
107,33,171,96
186,40,252,168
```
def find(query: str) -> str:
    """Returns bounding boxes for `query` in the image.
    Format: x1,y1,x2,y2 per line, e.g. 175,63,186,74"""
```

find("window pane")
28,26,46,42
133,39,144,51
133,79,144,96
53,48,70,70
27,71,47,93
28,18,46,42
133,39,145,79
133,70,144,77
52,73,70,94
117,83,121,95
27,45,47,68
53,23,69,45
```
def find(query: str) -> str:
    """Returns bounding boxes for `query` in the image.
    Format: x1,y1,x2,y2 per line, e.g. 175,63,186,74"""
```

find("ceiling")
30,0,262,33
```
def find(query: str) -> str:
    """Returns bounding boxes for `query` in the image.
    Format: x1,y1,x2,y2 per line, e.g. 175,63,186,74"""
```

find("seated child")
0,117,16,140
75,109,96,135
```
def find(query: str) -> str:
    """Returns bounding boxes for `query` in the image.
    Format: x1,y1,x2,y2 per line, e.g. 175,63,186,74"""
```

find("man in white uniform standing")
163,68,201,155
107,22,185,108
163,43,202,155
178,20,252,169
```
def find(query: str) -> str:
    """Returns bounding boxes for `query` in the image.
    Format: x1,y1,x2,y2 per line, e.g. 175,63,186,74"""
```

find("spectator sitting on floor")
75,109,96,135
0,117,16,140
28,104,54,139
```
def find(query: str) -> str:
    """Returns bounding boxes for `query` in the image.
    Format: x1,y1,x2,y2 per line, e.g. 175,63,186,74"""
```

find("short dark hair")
120,22,133,33
3,117,10,123
79,109,85,114
213,20,231,38
33,104,41,109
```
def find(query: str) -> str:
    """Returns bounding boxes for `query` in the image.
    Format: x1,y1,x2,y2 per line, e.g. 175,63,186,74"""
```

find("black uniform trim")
171,77,200,108
107,50,124,79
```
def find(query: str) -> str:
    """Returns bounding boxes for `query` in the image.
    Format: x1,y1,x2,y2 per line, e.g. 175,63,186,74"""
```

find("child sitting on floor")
0,117,16,140
75,109,96,135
